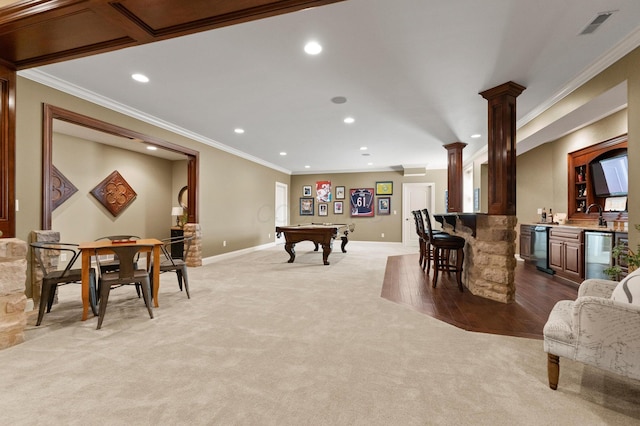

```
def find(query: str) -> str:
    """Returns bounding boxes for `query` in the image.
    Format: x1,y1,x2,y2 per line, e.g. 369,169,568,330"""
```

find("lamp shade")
171,206,183,216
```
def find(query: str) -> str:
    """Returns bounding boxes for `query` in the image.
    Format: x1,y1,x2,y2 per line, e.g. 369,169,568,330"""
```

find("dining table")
78,238,163,321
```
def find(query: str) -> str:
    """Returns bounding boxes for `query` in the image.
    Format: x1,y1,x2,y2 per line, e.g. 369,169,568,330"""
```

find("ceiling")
18,0,640,174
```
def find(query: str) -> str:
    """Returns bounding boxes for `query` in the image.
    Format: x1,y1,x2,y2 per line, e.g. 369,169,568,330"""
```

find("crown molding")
18,69,292,175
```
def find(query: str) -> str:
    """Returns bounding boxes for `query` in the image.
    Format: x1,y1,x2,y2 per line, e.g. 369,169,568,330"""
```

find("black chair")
422,208,466,291
151,235,194,299
94,244,154,329
30,242,98,326
411,210,429,270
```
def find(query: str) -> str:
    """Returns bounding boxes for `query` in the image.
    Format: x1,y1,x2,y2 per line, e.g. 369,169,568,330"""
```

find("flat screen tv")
590,154,628,197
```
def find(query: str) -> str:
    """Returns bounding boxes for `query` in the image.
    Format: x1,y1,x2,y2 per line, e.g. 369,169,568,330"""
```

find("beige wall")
16,77,290,257
514,44,638,252
290,170,448,242
52,132,174,242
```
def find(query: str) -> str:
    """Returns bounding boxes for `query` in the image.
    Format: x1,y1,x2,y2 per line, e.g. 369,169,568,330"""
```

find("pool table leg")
341,236,348,253
321,243,332,265
284,243,296,263
313,242,319,251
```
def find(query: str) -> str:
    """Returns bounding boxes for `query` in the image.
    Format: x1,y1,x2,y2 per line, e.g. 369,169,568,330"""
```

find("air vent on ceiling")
580,11,616,35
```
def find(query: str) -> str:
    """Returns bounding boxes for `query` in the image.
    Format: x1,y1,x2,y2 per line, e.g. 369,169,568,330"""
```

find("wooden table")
78,238,162,320
276,224,346,265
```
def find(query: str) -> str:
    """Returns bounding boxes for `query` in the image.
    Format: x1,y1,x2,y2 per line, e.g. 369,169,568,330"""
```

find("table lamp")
171,206,183,227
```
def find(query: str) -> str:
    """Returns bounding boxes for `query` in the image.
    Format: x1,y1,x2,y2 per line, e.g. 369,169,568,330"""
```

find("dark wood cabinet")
519,225,533,261
549,227,584,283
568,136,627,223
171,227,184,259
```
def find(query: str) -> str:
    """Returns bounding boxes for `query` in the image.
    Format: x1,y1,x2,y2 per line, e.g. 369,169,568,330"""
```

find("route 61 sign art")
350,188,374,217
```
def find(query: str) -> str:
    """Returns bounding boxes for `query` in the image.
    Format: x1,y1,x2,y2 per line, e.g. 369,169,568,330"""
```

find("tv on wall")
590,154,628,197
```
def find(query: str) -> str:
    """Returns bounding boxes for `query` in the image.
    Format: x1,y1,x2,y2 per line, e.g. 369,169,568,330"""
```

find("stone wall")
0,238,28,349
444,215,517,303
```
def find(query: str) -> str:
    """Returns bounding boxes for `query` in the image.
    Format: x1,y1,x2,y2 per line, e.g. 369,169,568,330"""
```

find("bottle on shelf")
548,208,553,223
541,207,547,223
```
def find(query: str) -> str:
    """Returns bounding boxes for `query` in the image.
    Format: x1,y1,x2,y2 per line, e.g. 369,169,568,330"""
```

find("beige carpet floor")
1,242,639,425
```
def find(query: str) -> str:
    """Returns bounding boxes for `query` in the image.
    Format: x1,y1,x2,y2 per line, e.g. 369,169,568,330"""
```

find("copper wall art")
90,170,137,217
50,165,78,210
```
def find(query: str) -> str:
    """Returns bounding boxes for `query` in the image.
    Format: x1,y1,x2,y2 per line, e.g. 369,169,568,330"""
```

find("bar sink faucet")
586,203,607,227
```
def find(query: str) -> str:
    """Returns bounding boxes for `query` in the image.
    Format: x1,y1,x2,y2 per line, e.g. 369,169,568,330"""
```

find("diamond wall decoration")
51,165,78,210
90,170,137,217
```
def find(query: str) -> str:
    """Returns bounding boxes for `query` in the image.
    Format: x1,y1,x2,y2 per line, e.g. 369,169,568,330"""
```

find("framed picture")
334,201,343,214
377,197,391,215
300,197,314,215
318,203,328,216
316,181,332,202
350,188,375,217
335,186,345,200
375,181,393,195
303,185,312,197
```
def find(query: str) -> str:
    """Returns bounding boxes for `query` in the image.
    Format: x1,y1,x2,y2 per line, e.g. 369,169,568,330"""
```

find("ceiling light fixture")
305,165,311,169
344,117,355,124
234,128,245,134
304,41,322,55
331,96,347,104
146,146,157,151
280,152,287,156
360,146,368,151
471,134,481,138
131,73,149,83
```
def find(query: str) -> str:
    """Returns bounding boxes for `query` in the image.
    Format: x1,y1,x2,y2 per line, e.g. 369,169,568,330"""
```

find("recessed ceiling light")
280,152,287,156
304,41,322,55
471,134,481,138
367,162,373,166
131,73,149,83
234,128,245,134
146,146,157,151
360,146,368,151
344,117,355,124
331,96,347,104
305,165,311,169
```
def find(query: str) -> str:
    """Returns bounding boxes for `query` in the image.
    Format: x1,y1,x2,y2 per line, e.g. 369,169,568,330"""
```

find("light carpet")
1,242,639,425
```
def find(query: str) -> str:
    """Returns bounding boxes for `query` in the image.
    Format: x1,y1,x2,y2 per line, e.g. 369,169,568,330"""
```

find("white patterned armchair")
543,277,640,390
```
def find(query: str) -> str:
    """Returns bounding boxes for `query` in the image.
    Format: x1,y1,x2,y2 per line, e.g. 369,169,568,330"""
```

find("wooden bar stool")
411,210,428,269
423,209,465,291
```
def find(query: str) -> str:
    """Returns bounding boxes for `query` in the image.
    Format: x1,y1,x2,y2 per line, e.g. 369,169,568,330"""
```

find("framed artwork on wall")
303,185,312,197
335,186,345,199
334,201,343,214
316,181,332,202
350,188,374,217
377,197,391,215
375,181,393,195
300,197,314,215
318,203,328,216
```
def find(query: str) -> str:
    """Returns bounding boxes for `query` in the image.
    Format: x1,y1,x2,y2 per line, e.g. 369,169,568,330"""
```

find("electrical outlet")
381,233,385,238
60,253,67,262
268,233,271,238
223,240,227,247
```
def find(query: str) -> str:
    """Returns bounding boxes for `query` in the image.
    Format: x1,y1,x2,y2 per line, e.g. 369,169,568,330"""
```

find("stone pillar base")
183,223,202,267
449,215,517,303
0,238,28,350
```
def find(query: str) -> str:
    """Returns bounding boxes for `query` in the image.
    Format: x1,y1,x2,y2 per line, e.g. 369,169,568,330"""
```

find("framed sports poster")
375,181,393,195
350,188,374,217
316,180,332,202
334,201,343,214
377,197,391,215
300,197,314,216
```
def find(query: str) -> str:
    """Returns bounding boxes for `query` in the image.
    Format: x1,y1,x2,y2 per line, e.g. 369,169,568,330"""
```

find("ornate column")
0,238,27,349
183,223,202,267
443,142,467,212
479,81,525,215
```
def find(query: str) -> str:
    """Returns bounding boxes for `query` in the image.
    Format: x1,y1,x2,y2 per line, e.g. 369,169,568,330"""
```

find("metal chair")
94,235,141,273
151,235,194,298
94,244,154,329
30,242,98,326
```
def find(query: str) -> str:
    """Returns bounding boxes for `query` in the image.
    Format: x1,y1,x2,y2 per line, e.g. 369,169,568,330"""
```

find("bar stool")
423,208,465,291
411,210,428,269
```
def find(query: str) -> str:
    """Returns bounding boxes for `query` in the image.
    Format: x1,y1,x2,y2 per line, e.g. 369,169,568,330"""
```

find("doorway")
275,182,288,244
402,182,435,247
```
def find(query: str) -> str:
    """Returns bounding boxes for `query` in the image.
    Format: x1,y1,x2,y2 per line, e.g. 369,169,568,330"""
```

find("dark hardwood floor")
381,254,579,339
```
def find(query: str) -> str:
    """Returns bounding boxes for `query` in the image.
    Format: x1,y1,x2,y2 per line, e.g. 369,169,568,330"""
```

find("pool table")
275,223,354,265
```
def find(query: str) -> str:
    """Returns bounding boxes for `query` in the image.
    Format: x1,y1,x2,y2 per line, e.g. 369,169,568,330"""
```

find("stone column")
29,230,61,310
0,238,28,349
183,223,202,267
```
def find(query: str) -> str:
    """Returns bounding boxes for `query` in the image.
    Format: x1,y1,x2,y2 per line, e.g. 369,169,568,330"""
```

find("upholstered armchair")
543,275,640,390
